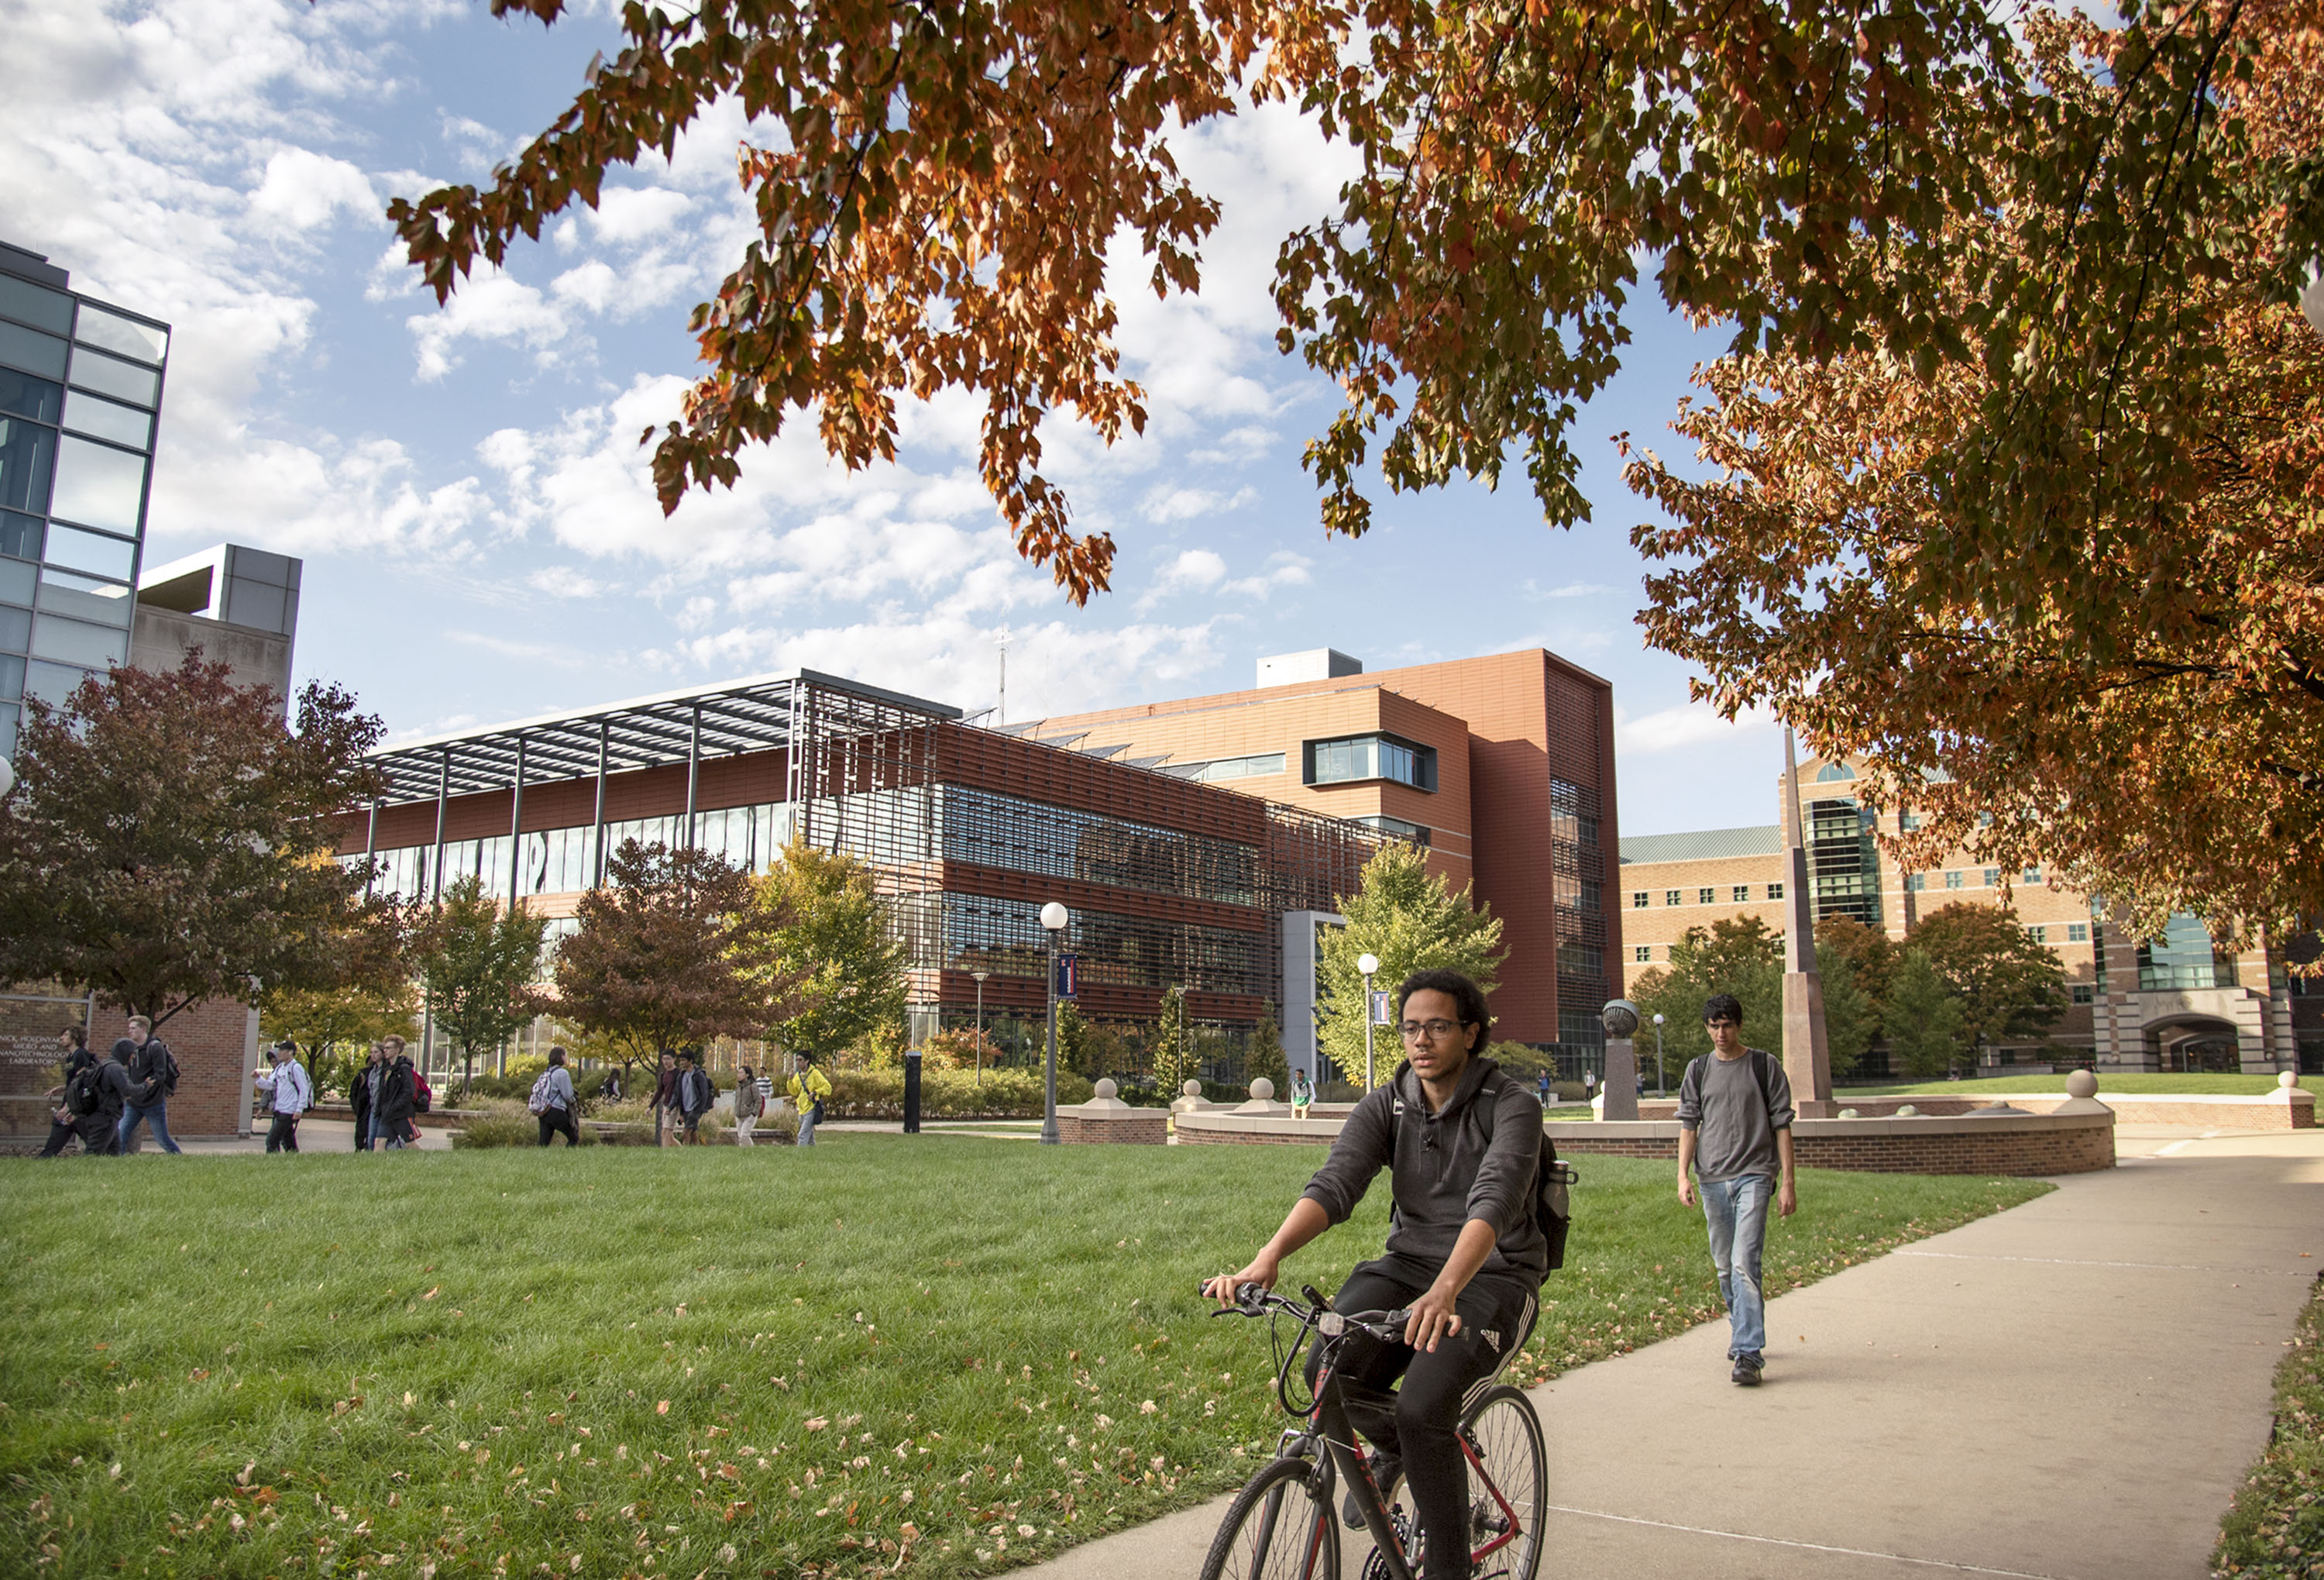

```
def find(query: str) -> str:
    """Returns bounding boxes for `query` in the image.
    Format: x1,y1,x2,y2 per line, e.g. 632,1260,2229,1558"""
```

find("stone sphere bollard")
1094,1079,1118,1100
1183,1079,1203,1098
2065,1069,2099,1100
1896,1103,1920,1117
1250,1078,1276,1102
1838,1107,1860,1119
2282,1070,2302,1090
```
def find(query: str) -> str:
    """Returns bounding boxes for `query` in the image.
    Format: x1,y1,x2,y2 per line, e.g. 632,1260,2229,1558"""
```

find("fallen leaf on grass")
655,1400,670,1416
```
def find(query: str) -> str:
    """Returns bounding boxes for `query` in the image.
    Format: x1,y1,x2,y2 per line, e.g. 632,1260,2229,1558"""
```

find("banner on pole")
1369,990,1394,1026
1054,953,1079,1000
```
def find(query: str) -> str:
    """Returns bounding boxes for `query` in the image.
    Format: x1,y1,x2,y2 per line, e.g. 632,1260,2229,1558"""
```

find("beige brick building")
1619,758,2307,1076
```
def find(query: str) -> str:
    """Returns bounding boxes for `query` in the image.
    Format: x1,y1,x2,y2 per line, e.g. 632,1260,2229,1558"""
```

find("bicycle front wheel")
1198,1454,1342,1580
1463,1386,1546,1580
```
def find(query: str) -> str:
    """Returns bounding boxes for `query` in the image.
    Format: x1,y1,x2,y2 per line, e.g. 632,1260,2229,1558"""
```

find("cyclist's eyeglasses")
1397,1018,1470,1042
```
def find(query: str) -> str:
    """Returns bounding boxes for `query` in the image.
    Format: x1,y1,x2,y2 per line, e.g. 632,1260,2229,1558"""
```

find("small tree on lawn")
1908,902,2070,1058
1245,1002,1290,1093
555,839,792,1086
1631,916,1786,1069
1886,949,1969,1079
0,655,397,1028
1317,843,1506,1089
751,837,909,1067
1150,985,1191,1096
414,876,550,1095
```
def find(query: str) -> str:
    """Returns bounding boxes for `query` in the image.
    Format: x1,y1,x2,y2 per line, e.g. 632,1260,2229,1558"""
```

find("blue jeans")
796,1100,819,1146
118,1100,182,1154
369,1114,407,1150
1700,1173,1772,1359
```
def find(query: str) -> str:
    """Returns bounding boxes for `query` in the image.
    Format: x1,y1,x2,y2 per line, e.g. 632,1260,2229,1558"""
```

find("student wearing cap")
257,1040,315,1152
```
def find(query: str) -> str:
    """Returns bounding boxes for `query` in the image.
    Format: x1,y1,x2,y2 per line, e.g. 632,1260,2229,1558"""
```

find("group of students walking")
634,1048,831,1146
36,1017,183,1156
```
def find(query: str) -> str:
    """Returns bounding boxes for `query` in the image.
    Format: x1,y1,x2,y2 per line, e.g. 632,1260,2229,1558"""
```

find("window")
1352,814,1430,847
1165,752,1286,783
2025,924,2047,944
1906,873,1927,891
1768,881,1783,900
1900,811,1922,831
43,523,136,580
2071,985,2095,1004
1815,761,1856,781
1732,884,1750,904
1557,941,1603,974
0,415,56,517
1553,874,1600,912
66,346,160,408
1304,732,1436,791
2067,922,2089,943
48,435,147,534
2023,867,2043,885
1944,869,1964,890
1665,889,1682,907
1634,945,1652,963
0,321,68,382
74,304,168,364
1631,890,1648,909
1697,886,1715,905
1983,867,2002,886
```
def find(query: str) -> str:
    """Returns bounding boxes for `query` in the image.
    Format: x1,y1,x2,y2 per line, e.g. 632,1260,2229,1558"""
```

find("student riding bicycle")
1207,968,1547,1580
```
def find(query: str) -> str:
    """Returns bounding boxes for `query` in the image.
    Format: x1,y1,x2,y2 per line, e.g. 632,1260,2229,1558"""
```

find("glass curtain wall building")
0,242,169,756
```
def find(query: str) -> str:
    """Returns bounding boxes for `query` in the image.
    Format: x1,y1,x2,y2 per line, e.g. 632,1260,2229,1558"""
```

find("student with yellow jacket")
787,1056,832,1147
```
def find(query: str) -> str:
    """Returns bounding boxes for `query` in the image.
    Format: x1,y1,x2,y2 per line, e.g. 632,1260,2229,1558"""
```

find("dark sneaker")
1731,1353,1763,1386
1342,1453,1402,1528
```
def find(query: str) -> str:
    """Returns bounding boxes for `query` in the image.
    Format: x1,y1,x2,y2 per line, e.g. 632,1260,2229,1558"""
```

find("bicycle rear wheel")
1462,1386,1546,1580
1199,1454,1342,1580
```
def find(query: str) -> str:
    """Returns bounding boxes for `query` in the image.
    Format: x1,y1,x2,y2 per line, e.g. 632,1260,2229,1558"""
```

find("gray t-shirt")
1675,1048,1794,1182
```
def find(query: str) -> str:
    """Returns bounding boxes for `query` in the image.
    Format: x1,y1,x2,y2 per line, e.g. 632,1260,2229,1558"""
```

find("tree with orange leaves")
1628,1,2324,940
387,0,2322,604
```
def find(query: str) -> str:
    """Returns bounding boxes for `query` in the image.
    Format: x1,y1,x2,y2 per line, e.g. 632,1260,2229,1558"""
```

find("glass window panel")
60,390,150,450
0,652,20,701
25,658,90,706
31,612,128,668
0,509,38,561
0,701,13,758
74,305,168,364
38,569,133,628
43,522,137,580
0,367,62,423
65,346,159,408
0,274,74,335
0,319,69,381
0,604,28,652
0,417,54,515
0,557,29,606
48,435,146,533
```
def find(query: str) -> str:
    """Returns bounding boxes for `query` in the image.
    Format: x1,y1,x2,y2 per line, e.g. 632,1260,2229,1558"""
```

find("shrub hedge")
823,1066,1093,1119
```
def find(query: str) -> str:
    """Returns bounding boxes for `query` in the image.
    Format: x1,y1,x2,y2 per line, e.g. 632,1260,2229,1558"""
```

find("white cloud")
527,565,603,599
1615,700,1777,756
246,147,377,232
407,268,572,380
1522,579,1618,601
1141,484,1258,525
592,186,695,243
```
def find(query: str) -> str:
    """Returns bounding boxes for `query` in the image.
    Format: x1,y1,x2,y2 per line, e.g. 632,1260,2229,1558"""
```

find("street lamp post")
1358,952,1380,1090
1040,903,1069,1144
971,970,989,1086
1652,1012,1666,1096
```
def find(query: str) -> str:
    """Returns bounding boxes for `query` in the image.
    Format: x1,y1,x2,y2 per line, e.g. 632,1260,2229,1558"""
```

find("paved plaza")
1026,1126,2324,1580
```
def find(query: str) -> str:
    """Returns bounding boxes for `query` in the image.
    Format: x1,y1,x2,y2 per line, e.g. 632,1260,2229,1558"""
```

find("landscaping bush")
823,1065,1092,1118
449,1098,596,1149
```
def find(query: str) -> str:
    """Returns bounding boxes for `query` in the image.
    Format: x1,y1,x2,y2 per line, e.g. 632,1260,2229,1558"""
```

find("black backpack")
65,1060,105,1117
1387,1070,1575,1272
161,1044,180,1096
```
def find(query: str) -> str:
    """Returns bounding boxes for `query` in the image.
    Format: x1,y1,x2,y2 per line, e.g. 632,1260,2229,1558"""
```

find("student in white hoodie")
256,1041,315,1152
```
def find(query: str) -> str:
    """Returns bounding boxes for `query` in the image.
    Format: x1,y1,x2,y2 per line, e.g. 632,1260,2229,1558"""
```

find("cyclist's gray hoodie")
1300,1056,1548,1282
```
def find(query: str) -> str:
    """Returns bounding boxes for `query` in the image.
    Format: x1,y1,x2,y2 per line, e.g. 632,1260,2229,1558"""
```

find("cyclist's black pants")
1310,1255,1538,1580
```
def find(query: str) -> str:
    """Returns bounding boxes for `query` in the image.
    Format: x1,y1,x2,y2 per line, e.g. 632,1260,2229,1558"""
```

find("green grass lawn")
2211,1278,2324,1578
1,1138,2046,1580
1835,1072,2302,1096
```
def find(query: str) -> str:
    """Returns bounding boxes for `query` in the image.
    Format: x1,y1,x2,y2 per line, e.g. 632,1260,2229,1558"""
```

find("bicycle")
1197,1282,1546,1580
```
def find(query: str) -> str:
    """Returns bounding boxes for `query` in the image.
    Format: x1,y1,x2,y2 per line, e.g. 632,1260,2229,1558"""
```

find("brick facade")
1552,1114,2116,1174
1055,1107,1168,1145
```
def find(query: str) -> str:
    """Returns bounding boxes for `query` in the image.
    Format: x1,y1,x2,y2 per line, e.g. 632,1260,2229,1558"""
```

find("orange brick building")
1618,756,2305,1074
1018,648,1621,1054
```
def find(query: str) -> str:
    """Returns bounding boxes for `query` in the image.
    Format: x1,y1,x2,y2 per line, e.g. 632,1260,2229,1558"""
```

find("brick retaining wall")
1057,1109,1167,1145
1636,1091,2312,1131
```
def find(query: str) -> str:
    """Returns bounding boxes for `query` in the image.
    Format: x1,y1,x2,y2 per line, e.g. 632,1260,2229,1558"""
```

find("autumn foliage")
1630,0,2324,938
390,0,2319,605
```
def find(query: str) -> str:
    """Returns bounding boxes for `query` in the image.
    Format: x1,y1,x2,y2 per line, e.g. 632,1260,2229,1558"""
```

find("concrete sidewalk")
1025,1133,2324,1580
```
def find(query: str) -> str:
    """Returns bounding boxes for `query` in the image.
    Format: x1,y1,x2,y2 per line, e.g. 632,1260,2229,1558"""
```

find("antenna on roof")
996,628,1010,726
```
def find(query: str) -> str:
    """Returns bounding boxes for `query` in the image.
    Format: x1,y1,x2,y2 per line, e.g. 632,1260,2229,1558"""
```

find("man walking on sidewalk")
118,1014,184,1155
1675,993,1796,1386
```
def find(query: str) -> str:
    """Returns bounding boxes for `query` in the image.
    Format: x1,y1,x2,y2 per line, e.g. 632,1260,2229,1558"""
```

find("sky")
3,0,1786,839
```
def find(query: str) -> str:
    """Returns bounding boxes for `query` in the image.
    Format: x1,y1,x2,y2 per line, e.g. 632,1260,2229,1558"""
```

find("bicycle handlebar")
1198,1280,1411,1341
